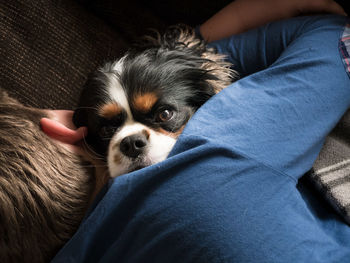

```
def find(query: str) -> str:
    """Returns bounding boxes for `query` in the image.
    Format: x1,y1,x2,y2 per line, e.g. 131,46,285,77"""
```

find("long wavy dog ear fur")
135,24,239,93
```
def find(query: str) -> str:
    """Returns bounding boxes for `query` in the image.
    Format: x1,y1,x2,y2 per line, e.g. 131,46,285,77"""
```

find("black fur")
73,25,235,158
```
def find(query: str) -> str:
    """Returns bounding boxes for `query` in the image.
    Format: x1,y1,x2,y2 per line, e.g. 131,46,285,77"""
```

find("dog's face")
74,26,236,177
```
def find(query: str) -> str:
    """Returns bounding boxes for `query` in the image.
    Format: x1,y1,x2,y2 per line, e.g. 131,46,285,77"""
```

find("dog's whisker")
81,138,105,160
101,137,113,141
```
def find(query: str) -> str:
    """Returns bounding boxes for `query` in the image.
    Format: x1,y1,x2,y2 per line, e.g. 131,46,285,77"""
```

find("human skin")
199,0,346,42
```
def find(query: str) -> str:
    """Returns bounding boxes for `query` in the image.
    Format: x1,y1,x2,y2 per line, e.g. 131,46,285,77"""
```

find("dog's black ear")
163,24,204,52
135,24,201,52
198,51,238,93
72,107,88,128
138,25,238,93
73,79,92,128
73,70,106,129
167,25,238,93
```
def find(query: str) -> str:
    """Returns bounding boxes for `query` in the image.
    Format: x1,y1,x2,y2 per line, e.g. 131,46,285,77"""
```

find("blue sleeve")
206,15,350,180
209,16,325,77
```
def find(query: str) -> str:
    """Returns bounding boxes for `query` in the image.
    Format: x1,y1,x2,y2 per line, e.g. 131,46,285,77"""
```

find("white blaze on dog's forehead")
103,57,133,121
107,75,131,115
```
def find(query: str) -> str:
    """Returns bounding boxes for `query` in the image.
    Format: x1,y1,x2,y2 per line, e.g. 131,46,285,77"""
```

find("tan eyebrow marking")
133,92,158,113
98,103,122,119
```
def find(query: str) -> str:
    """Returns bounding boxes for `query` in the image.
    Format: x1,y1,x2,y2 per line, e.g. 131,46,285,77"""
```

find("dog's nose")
120,133,148,158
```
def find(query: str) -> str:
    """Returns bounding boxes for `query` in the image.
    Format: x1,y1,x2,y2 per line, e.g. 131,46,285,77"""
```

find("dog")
73,26,237,178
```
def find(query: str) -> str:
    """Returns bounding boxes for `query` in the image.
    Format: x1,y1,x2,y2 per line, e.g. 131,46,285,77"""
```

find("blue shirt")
53,15,350,262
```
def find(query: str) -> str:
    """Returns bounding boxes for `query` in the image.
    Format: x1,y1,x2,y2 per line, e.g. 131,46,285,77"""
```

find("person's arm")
200,0,346,42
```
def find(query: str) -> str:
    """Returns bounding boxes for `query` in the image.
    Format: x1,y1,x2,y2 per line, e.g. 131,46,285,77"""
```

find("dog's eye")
99,126,117,138
157,109,174,122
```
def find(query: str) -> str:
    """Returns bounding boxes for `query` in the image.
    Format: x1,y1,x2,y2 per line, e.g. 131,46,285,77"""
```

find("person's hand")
40,110,88,156
41,110,88,145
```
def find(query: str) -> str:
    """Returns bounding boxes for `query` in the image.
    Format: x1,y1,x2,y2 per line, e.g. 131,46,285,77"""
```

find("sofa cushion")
0,0,127,109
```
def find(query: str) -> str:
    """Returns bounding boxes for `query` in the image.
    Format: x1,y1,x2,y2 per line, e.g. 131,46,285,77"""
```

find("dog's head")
73,26,237,177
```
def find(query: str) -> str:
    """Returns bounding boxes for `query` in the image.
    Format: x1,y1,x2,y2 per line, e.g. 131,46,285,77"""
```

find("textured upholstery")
1,0,127,109
0,0,231,109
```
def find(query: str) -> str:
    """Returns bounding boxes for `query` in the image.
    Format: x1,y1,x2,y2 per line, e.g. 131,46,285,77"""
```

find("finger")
40,117,88,144
47,110,77,130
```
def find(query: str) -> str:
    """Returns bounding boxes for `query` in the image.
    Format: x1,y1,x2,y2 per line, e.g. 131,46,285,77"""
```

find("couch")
1,0,350,247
